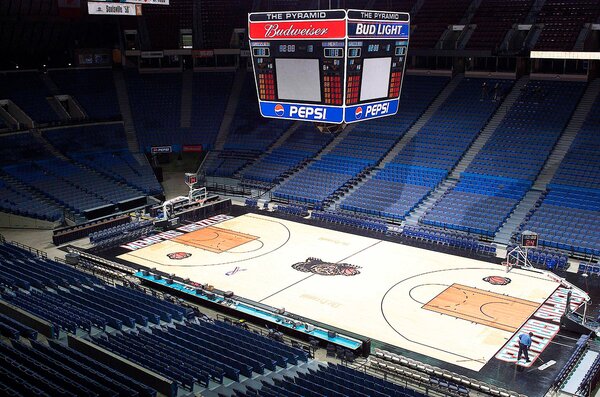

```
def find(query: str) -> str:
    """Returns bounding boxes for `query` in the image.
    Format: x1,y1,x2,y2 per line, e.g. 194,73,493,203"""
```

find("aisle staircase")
113,70,140,153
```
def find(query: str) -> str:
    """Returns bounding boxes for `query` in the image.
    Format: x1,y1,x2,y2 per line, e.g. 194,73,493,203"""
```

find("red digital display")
389,71,402,98
324,75,342,105
258,73,275,100
346,75,360,105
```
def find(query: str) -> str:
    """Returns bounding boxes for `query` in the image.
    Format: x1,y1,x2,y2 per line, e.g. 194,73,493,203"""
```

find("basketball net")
502,261,512,273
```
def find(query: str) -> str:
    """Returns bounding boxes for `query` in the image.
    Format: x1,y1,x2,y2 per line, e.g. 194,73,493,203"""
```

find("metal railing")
9,240,47,259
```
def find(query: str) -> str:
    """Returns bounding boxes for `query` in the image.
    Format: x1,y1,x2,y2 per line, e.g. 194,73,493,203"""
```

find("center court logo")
292,257,361,276
355,106,363,119
274,104,285,116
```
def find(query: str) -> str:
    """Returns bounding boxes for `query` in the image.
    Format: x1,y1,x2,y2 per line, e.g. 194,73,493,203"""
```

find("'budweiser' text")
264,24,329,38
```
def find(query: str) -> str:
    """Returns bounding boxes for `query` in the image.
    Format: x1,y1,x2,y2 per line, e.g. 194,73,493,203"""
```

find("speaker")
327,330,337,338
141,269,149,276
305,324,315,332
224,291,234,298
166,278,173,285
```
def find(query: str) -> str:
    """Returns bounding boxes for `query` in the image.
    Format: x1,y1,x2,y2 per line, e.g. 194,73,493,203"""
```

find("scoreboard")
248,9,410,124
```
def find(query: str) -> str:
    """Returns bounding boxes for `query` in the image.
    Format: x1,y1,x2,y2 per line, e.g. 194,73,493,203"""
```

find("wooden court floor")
118,213,561,371
423,284,539,332
171,226,259,253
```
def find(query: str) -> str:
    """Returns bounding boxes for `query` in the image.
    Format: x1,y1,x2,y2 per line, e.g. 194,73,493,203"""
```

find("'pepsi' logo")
355,106,363,119
274,104,285,117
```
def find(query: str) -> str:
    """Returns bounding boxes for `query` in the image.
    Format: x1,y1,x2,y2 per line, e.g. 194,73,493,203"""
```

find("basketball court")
117,213,573,372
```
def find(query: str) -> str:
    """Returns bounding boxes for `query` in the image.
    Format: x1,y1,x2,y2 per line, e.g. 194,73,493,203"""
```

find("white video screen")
275,58,321,102
360,57,392,102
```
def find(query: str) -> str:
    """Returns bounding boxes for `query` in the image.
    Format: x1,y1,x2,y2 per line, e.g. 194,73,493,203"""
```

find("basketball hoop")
502,261,512,273
506,245,533,269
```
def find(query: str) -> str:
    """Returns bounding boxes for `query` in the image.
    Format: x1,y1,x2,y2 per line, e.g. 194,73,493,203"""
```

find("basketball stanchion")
502,261,513,273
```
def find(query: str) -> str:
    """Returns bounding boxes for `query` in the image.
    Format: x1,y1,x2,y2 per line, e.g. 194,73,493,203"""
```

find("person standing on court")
517,332,534,362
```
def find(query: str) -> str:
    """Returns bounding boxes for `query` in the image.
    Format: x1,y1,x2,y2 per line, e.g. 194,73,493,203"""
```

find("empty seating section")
203,150,260,177
241,124,333,184
521,188,600,256
0,177,62,221
424,175,531,236
343,164,447,220
467,80,585,180
126,72,182,150
422,80,584,237
49,69,120,119
199,0,250,48
92,319,308,388
0,339,111,397
43,125,162,195
534,0,600,50
72,151,162,195
0,313,37,339
395,79,512,171
4,162,106,215
352,75,450,139
43,124,128,153
518,90,600,256
273,154,370,204
39,158,142,201
328,128,397,162
466,0,533,50
0,72,59,124
0,250,164,396
205,74,293,177
26,339,156,397
0,132,52,166
4,159,144,215
273,75,451,207
410,0,472,48
0,241,192,331
124,71,235,150
237,364,424,397
343,78,504,220
552,91,600,190
190,72,234,146
0,240,345,394
226,75,293,152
